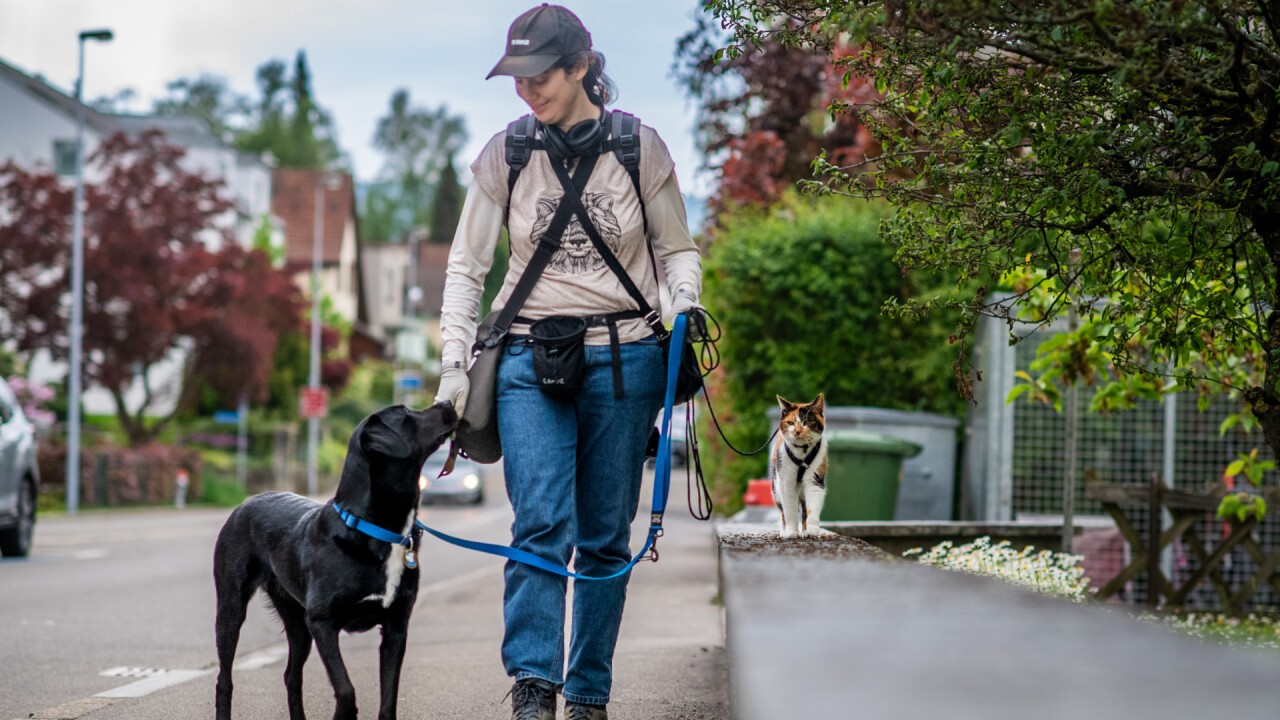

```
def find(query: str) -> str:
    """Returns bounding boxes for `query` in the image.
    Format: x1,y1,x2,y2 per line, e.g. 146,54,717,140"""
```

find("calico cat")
770,393,828,538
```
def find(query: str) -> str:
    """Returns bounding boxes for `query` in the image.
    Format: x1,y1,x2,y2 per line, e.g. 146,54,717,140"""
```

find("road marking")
67,548,110,560
233,643,289,670
22,696,119,719
94,666,212,698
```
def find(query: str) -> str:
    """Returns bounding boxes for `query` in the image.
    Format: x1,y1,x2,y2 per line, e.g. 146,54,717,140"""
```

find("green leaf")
1225,459,1246,477
1219,415,1240,436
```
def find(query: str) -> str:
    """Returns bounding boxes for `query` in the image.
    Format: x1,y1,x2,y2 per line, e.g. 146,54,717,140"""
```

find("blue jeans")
496,335,665,705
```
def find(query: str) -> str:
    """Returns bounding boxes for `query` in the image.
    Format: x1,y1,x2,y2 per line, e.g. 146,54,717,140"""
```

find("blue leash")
405,313,691,582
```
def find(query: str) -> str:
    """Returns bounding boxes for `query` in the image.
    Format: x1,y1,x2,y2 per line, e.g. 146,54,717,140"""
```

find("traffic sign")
299,387,329,419
396,372,423,390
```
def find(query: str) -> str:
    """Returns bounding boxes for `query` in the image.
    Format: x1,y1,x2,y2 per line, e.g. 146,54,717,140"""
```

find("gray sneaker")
510,678,557,720
565,702,608,720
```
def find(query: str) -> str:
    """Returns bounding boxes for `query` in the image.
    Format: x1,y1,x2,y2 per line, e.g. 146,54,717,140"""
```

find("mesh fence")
972,316,1280,611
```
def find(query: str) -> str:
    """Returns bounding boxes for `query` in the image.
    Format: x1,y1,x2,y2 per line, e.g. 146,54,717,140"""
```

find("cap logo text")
511,39,531,46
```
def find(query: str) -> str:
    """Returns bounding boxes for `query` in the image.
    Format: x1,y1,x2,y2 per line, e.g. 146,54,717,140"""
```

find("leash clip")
643,540,660,563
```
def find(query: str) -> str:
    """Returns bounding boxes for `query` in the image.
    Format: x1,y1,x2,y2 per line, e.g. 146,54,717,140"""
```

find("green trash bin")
821,429,922,521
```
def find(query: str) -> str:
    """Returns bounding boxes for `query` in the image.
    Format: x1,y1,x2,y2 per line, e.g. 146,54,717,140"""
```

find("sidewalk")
399,509,730,719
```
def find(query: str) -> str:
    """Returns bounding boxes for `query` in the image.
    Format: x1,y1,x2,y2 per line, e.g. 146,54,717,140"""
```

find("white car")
420,453,486,506
0,378,39,557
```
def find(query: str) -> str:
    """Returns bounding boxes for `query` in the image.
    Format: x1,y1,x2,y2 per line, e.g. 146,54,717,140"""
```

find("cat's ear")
777,395,795,413
812,393,825,413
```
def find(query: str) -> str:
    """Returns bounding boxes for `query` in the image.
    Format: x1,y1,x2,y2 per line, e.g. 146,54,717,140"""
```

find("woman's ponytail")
556,50,616,106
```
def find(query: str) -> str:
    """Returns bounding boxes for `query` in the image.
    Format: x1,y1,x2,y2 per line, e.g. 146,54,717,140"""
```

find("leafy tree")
701,1,1280,466
429,155,464,244
152,74,250,137
180,244,305,412
365,90,468,243
234,52,343,169
0,130,303,446
674,12,880,214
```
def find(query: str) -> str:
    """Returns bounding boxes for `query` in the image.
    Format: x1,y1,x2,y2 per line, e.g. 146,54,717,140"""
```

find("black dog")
214,403,457,720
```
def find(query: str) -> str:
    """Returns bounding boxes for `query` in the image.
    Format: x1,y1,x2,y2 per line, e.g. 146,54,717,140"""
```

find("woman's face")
515,65,590,129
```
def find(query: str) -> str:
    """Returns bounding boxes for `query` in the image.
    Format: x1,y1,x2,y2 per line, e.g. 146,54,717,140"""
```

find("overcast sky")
0,0,712,195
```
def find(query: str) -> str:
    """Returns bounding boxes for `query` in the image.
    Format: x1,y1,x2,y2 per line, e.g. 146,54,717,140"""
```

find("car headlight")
462,474,480,490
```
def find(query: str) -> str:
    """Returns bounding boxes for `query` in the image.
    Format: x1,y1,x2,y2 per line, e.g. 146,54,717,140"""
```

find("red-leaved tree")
0,130,303,445
674,17,882,217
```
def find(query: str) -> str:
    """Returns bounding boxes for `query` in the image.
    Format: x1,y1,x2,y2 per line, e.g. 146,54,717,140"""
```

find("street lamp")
66,27,113,516
307,172,342,497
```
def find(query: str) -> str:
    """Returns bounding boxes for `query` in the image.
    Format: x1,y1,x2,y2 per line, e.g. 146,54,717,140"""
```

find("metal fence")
963,311,1280,611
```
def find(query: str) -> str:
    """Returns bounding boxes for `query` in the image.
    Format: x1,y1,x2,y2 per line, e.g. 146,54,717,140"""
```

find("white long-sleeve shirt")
439,122,702,367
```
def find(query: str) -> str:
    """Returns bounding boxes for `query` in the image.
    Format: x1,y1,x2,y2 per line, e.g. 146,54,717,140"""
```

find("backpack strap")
504,114,539,198
609,111,647,237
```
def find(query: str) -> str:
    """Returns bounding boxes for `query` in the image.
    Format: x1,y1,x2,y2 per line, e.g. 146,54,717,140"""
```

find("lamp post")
307,172,342,497
66,28,113,516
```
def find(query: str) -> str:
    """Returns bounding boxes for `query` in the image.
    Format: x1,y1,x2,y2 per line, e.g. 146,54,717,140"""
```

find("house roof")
273,168,356,267
0,56,118,135
417,243,451,317
0,55,270,218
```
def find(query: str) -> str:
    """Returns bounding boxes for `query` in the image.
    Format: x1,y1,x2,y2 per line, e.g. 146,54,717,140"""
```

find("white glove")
670,287,710,342
670,286,702,316
435,364,470,418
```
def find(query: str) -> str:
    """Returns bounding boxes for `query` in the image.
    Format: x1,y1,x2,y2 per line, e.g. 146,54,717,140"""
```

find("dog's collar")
332,502,413,548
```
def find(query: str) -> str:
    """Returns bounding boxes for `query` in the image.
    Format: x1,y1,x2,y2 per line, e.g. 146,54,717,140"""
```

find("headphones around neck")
540,110,607,159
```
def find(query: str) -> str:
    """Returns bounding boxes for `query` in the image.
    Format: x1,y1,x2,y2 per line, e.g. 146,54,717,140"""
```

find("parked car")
420,452,485,506
648,404,690,469
0,378,39,557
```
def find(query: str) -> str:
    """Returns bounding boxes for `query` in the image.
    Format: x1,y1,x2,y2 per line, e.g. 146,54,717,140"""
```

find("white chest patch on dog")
363,511,416,609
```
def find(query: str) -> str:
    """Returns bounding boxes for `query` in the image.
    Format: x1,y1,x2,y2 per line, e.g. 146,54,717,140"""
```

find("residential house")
0,55,277,417
0,56,275,250
272,169,384,363
361,231,464,374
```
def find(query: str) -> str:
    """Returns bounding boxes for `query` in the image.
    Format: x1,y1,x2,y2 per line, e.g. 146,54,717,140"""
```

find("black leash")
669,308,780,522
686,309,779,458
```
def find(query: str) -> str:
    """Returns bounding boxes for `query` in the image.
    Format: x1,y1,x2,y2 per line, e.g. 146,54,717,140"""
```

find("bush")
40,442,202,507
702,195,964,514
201,475,248,507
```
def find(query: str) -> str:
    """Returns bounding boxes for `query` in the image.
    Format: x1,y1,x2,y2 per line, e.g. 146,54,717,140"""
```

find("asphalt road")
0,467,728,720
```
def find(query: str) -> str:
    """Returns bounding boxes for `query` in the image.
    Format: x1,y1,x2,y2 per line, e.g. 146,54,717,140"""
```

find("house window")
53,140,78,177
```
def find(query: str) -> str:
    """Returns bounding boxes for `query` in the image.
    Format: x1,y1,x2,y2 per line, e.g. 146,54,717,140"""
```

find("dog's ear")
361,412,413,460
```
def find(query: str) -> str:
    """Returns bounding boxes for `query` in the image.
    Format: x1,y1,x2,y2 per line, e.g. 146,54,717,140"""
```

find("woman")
434,5,702,719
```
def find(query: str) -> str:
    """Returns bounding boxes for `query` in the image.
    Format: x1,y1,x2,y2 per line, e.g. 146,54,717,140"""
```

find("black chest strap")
784,441,823,484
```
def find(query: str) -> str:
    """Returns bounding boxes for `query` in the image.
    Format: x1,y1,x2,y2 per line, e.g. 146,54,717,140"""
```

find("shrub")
40,442,202,507
701,195,963,513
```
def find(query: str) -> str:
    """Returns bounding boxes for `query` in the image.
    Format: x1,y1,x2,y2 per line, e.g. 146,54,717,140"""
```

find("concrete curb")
718,523,1280,719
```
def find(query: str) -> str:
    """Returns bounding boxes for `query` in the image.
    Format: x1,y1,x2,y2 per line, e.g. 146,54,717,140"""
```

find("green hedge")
702,195,964,514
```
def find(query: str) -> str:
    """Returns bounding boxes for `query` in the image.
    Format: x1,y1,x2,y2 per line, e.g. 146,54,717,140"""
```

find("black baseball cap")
486,4,592,79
